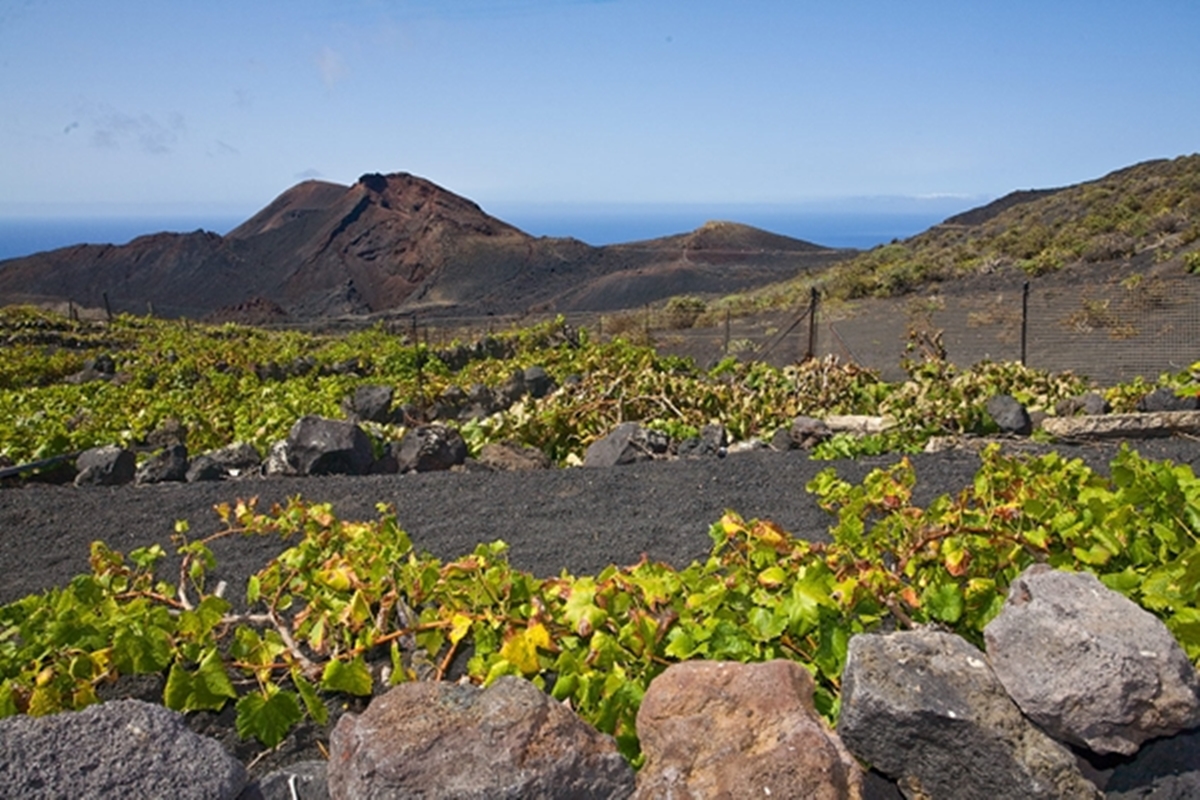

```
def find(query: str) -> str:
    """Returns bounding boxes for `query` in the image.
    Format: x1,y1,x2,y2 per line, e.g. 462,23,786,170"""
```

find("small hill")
821,154,1200,299
0,174,849,319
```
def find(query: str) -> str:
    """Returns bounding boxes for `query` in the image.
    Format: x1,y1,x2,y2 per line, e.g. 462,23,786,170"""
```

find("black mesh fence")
7,275,1199,386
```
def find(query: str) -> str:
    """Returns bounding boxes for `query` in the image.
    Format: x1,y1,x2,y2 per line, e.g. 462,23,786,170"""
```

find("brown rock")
478,441,552,471
327,676,634,800
634,659,864,799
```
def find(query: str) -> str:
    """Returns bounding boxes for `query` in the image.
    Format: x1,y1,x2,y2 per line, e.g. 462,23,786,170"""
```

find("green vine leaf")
320,657,373,696
235,685,303,748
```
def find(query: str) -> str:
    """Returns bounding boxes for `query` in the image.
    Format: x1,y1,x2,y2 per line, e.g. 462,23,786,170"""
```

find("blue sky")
1,0,1198,224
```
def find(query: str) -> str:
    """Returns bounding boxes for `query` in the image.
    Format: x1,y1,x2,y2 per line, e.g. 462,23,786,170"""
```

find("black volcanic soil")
6,439,1200,609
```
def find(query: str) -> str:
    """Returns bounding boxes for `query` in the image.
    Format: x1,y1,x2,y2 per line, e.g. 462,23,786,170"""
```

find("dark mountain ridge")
0,173,848,320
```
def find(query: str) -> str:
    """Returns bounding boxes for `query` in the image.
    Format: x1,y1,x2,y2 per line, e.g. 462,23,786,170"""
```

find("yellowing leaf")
448,613,473,646
500,623,550,675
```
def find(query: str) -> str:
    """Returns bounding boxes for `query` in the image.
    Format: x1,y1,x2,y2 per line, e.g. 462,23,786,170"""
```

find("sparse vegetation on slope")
720,154,1200,313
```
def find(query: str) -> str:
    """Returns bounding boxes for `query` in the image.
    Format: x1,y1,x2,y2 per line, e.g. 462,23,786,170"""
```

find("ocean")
0,210,950,262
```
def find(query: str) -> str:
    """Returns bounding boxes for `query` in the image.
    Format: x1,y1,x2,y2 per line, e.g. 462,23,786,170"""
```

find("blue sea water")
0,210,948,261
0,217,246,261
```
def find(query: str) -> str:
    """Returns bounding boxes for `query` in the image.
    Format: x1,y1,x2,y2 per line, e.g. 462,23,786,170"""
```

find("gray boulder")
986,394,1032,435
186,455,227,482
74,444,136,486
838,628,1099,799
187,441,263,482
1137,387,1200,413
1056,392,1111,417
790,415,833,448
634,659,863,799
984,566,1200,755
391,423,467,472
135,444,189,484
0,699,247,800
583,422,668,468
342,384,394,424
677,423,729,458
523,365,556,399
327,676,634,800
284,416,375,476
499,368,527,405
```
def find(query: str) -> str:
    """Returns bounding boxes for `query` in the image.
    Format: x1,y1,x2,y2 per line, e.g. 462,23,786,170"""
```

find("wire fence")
6,274,1199,386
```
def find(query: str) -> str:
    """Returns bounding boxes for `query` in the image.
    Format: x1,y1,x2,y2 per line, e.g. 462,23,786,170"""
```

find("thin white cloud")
81,105,185,154
316,46,347,88
295,168,324,179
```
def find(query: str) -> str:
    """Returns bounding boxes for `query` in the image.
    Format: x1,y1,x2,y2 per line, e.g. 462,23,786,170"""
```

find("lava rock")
985,566,1200,755
1055,392,1111,417
391,423,468,473
478,441,552,471
583,422,663,468
327,677,634,799
838,628,1098,799
0,699,247,800
634,659,863,799
342,384,395,424
789,415,833,448
284,416,375,476
1137,387,1200,413
986,394,1032,435
74,444,136,486
135,444,189,484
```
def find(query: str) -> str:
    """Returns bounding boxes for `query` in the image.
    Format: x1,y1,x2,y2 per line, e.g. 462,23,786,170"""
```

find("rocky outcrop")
326,676,635,800
0,699,247,800
838,628,1100,799
985,565,1200,755
634,659,864,799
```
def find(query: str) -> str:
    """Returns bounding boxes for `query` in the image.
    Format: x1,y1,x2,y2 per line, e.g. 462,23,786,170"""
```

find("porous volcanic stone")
74,444,136,486
986,394,1032,435
342,384,394,423
284,415,375,476
584,422,667,467
135,443,189,484
392,423,468,472
0,699,247,800
1137,387,1200,413
327,676,634,800
838,628,1098,800
985,565,1200,755
790,415,832,448
478,441,552,471
634,659,864,799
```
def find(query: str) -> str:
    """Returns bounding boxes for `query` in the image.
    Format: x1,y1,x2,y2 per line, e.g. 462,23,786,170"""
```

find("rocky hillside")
0,173,847,320
821,154,1200,299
